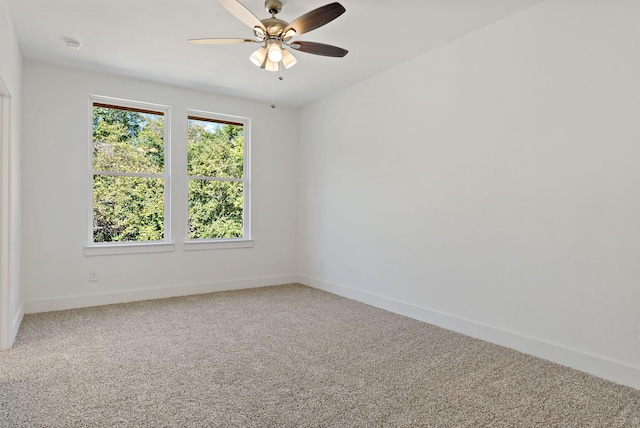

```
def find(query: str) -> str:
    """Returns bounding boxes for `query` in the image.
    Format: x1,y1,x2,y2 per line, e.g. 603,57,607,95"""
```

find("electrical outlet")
319,260,325,271
89,271,99,282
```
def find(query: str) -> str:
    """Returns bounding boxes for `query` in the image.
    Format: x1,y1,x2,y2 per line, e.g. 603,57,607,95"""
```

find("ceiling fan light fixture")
267,41,283,62
249,46,268,67
283,28,296,42
281,49,297,69
265,59,279,72
253,26,266,40
191,0,348,74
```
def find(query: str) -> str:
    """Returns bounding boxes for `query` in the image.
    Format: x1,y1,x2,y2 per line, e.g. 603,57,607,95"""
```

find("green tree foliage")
92,107,165,242
92,107,245,242
187,120,244,239
93,107,142,141
93,175,164,242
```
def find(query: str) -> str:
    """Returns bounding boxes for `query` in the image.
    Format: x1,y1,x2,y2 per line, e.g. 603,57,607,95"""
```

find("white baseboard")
299,274,640,391
24,274,299,314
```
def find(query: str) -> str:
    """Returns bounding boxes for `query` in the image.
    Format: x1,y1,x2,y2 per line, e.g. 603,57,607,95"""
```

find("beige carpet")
1,284,639,427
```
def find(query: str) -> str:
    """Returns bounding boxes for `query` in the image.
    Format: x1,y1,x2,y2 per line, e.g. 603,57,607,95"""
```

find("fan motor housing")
261,17,287,36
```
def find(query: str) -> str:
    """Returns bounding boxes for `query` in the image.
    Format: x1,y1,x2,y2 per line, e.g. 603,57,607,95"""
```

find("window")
187,112,250,241
90,97,170,245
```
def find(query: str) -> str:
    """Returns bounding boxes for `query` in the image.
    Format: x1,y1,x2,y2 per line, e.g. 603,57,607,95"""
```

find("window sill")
184,239,254,251
84,242,176,256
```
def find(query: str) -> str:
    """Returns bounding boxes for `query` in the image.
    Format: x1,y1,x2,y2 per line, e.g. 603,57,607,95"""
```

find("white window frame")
85,96,174,256
184,109,253,251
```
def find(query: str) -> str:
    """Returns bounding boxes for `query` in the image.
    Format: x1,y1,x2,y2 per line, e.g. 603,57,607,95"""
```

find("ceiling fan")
188,0,348,72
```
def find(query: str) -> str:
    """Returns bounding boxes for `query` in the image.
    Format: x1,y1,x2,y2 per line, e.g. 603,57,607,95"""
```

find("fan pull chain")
270,68,277,108
270,65,284,108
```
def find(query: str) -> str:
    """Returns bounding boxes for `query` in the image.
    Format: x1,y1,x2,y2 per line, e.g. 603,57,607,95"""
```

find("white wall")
21,61,298,311
298,0,640,389
0,0,23,348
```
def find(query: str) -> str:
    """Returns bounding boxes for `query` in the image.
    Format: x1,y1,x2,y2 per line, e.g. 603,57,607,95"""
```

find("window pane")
188,180,243,239
93,175,165,242
93,106,164,174
187,119,243,178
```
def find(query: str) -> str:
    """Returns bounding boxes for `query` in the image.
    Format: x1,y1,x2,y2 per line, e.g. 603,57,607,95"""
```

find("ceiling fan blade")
188,38,254,44
283,2,346,36
289,41,348,57
217,0,266,31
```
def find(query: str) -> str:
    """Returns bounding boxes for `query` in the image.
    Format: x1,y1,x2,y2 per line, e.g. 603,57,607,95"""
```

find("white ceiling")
6,0,544,107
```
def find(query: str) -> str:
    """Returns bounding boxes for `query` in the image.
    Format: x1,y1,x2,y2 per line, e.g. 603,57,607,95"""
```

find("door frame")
0,76,12,350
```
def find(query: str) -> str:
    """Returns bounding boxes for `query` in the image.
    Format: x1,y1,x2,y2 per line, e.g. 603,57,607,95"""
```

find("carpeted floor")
1,284,639,427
